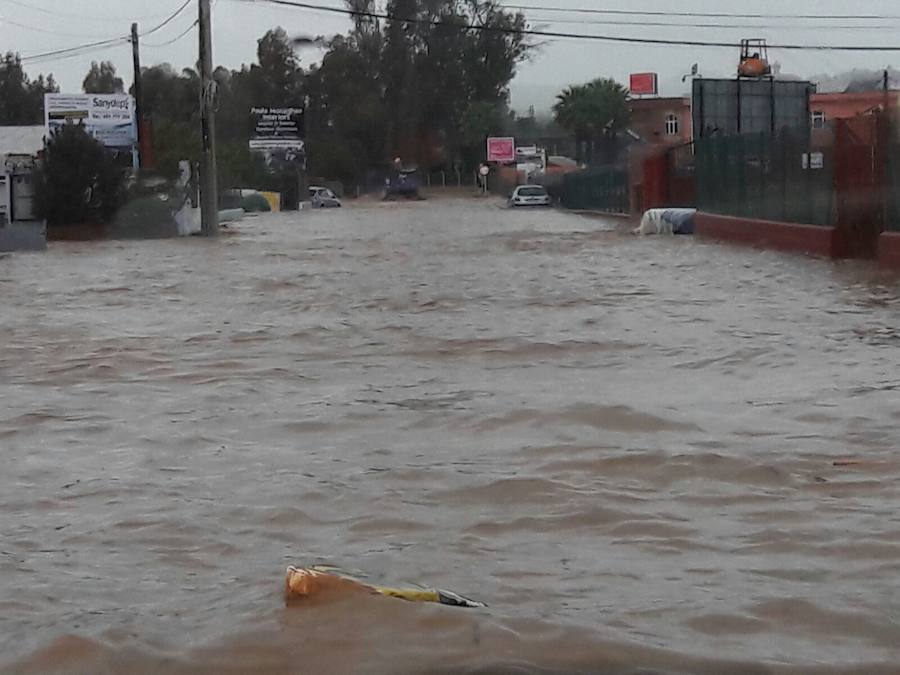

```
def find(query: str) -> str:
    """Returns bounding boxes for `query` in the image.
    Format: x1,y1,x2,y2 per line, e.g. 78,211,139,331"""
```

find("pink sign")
487,136,515,163
630,72,659,96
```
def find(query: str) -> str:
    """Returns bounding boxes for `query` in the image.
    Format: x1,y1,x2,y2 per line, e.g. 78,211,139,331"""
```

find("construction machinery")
738,39,772,79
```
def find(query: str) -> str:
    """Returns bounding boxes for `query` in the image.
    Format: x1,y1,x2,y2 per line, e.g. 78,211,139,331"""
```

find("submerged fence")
560,166,629,213
696,129,834,226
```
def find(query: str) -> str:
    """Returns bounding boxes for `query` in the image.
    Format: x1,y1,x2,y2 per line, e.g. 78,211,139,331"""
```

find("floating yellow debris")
285,566,486,608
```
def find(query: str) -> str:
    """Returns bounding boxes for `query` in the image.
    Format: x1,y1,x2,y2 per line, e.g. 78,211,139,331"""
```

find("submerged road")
2,195,900,673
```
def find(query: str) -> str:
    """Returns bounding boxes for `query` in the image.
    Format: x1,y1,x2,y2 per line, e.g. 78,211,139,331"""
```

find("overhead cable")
501,3,900,21
241,0,900,51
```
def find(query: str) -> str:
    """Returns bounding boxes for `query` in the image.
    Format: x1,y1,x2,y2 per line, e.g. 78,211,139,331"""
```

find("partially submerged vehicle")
384,168,424,201
309,186,342,208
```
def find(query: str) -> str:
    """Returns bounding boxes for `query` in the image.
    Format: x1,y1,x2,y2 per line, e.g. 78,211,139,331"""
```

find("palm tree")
554,78,630,164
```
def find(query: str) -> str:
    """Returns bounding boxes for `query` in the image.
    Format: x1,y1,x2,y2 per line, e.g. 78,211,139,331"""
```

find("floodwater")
2,196,900,674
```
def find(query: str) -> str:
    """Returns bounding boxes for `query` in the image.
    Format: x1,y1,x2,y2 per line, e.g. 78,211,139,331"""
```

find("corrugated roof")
0,126,45,156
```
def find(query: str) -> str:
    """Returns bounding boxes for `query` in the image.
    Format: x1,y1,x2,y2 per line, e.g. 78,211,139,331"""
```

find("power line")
502,3,900,21
20,37,131,65
17,0,196,65
0,0,187,25
241,0,900,52
525,17,900,32
0,16,123,39
141,0,195,37
144,20,200,48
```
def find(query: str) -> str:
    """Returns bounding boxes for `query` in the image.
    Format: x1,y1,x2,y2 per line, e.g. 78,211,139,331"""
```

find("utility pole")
131,23,143,169
199,0,218,236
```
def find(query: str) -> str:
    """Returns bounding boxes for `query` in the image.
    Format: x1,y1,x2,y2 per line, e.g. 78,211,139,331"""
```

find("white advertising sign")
45,94,137,148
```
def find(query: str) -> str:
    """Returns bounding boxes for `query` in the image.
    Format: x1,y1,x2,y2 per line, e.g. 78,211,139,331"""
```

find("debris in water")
285,566,486,608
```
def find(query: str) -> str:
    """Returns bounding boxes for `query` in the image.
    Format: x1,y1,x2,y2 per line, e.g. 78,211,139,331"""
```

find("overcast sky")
3,0,900,114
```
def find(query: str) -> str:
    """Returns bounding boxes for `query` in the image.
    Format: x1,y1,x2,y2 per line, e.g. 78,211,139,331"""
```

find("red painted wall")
878,232,900,269
695,213,839,258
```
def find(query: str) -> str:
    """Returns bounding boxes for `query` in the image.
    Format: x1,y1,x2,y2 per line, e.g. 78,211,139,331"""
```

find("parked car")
309,186,342,208
508,184,551,207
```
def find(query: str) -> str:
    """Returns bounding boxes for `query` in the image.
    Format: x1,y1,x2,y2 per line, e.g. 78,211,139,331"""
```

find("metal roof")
0,126,45,157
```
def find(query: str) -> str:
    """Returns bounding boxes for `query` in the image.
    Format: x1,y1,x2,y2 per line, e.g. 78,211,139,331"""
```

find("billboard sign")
692,78,814,139
44,94,137,148
250,106,305,152
630,73,659,96
487,136,515,163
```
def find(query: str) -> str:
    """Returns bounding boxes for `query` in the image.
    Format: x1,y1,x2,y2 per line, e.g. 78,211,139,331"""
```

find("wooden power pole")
131,23,143,168
199,0,218,236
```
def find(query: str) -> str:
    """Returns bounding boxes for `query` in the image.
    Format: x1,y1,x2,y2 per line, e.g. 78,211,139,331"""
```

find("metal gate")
561,166,629,213
696,128,834,226
834,114,888,258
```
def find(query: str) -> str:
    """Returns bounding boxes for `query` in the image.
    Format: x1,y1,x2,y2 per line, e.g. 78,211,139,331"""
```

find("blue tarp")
662,209,696,235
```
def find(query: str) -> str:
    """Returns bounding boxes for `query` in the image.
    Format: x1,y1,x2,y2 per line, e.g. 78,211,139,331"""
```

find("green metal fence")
696,129,834,226
561,166,629,213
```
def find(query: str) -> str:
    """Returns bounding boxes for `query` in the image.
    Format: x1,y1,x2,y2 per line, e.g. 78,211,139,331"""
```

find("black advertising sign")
249,106,305,151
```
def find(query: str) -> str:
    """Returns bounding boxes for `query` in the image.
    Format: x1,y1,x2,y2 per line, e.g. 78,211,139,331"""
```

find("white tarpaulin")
44,94,137,148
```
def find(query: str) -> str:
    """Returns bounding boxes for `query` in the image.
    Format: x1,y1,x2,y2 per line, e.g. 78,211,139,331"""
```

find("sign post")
249,106,305,210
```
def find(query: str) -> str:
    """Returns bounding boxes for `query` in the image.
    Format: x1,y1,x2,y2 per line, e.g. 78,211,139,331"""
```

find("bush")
34,124,128,225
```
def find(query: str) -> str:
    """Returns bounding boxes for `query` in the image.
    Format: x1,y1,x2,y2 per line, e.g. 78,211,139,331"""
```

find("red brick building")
810,91,899,125
628,97,692,146
810,91,899,147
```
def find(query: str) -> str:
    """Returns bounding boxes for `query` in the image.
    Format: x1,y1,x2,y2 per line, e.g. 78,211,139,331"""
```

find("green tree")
138,64,198,123
460,101,505,166
34,125,127,225
105,6,532,188
135,64,200,177
256,28,303,102
83,61,125,94
554,78,630,164
378,0,530,167
223,27,304,128
304,34,386,182
0,52,58,124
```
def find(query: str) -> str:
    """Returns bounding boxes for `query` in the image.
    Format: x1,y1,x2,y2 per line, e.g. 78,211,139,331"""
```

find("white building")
0,125,46,252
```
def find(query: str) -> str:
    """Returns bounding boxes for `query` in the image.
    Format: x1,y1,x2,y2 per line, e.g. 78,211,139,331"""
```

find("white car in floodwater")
509,184,551,207
309,186,342,208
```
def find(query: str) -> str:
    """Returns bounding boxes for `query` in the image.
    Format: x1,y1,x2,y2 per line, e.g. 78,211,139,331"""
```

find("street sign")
802,152,824,170
487,136,515,163
250,106,305,152
629,73,659,97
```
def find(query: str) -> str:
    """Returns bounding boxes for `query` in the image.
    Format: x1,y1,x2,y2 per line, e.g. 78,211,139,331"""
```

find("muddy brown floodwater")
2,196,900,674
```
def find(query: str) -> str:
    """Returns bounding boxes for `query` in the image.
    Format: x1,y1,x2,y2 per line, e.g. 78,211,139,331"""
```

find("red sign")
630,72,659,96
487,136,515,163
